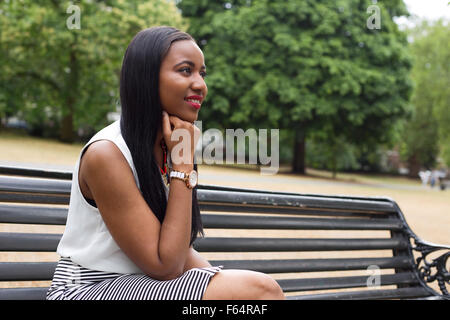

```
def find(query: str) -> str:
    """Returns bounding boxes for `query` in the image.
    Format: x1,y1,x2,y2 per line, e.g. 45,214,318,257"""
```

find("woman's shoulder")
80,140,133,186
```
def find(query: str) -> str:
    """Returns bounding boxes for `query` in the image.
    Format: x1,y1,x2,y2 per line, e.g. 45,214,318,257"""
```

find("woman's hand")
162,110,200,172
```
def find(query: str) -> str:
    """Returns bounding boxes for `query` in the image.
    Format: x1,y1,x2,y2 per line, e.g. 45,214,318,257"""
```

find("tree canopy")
177,0,412,173
0,0,186,141
400,19,450,172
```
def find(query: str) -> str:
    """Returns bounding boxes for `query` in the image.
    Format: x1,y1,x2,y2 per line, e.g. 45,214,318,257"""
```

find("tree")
0,0,186,142
177,0,412,173
400,20,450,172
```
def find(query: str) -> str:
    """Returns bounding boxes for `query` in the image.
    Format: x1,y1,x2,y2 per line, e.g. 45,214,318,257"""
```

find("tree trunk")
60,37,78,143
292,129,306,174
408,154,421,178
60,112,74,143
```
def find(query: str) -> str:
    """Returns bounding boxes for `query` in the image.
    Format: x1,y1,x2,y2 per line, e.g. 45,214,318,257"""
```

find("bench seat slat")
277,272,418,292
209,256,413,273
194,237,408,252
202,214,403,230
288,287,432,300
0,287,48,300
0,262,57,281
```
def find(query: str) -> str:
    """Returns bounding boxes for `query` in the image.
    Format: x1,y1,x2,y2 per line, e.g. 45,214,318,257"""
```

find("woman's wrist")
172,164,194,172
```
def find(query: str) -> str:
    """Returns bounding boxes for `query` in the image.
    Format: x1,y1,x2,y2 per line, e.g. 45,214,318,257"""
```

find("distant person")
418,170,431,186
46,26,284,300
430,170,438,188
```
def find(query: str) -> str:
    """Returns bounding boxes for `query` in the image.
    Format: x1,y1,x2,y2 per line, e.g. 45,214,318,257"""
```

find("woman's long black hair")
119,26,203,245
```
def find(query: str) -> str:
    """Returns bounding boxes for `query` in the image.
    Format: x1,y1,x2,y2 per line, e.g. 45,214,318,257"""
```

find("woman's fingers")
161,111,172,142
162,112,198,169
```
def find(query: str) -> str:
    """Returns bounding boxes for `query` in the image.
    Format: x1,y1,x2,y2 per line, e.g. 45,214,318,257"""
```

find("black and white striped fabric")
46,257,222,300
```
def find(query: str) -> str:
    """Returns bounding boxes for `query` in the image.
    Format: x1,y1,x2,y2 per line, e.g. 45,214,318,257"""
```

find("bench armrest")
412,239,450,298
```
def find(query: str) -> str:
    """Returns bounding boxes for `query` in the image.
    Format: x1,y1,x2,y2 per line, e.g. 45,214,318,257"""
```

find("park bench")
0,165,448,300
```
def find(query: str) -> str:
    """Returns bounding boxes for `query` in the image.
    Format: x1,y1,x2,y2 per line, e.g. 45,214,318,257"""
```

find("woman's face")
159,40,208,123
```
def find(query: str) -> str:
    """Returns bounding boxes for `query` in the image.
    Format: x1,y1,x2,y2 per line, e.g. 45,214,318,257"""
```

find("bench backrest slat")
0,204,403,231
0,233,408,252
0,257,413,281
207,256,413,273
278,272,419,292
0,233,61,251
0,204,67,225
0,288,48,300
0,262,57,281
193,237,408,252
290,287,432,300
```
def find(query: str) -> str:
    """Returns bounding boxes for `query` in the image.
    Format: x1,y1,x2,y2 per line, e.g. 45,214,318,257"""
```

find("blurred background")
0,0,449,179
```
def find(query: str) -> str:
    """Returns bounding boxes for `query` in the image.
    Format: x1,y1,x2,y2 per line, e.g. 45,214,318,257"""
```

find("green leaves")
178,0,412,172
0,0,186,141
400,20,450,168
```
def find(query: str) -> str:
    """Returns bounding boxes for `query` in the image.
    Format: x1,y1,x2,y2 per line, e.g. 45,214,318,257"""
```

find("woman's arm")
183,247,212,272
80,140,193,281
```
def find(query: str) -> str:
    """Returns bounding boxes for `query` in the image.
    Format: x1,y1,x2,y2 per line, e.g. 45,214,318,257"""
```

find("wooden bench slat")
0,204,67,225
0,234,408,252
288,286,432,300
0,204,403,230
194,237,408,252
0,166,72,180
0,257,412,281
0,193,70,205
0,176,71,194
202,214,403,230
278,272,418,292
0,233,61,251
0,262,57,281
200,204,391,217
0,287,48,300
209,256,413,273
197,189,396,213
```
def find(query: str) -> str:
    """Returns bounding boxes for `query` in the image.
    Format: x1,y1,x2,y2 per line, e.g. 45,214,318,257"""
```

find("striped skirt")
46,257,222,300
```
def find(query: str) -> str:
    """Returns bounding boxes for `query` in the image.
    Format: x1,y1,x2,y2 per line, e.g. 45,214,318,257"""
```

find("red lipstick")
185,95,203,110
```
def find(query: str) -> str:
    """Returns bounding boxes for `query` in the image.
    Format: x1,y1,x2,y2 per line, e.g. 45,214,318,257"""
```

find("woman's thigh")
202,269,285,300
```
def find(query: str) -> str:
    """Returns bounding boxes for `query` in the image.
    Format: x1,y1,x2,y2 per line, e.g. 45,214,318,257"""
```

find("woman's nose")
191,74,207,94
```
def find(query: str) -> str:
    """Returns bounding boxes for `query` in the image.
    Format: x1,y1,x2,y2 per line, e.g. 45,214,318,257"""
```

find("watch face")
189,170,198,187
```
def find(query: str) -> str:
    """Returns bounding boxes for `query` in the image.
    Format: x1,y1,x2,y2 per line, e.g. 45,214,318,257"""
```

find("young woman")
46,26,284,300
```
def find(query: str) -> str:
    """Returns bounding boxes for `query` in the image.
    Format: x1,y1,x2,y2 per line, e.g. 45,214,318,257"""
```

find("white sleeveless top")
57,120,169,274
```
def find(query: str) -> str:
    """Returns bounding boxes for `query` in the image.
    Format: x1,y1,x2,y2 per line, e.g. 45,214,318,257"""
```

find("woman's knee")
250,272,285,300
203,270,285,300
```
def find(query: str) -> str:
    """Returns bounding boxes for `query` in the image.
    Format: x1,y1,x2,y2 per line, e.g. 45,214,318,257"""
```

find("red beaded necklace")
160,140,170,185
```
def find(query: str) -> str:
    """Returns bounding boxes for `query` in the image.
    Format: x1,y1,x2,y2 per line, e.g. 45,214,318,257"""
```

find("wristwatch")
169,170,198,189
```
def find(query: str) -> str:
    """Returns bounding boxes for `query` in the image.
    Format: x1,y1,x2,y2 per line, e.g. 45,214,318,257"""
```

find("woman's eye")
179,67,206,78
180,67,191,74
